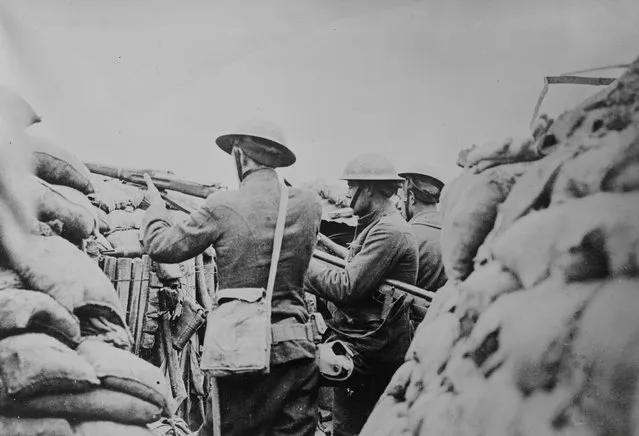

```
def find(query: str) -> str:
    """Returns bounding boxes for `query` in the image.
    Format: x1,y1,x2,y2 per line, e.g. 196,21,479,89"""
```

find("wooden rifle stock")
85,162,222,199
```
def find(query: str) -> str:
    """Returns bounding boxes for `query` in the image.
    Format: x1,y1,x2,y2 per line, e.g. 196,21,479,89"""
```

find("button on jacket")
409,210,447,291
305,208,418,364
141,168,323,364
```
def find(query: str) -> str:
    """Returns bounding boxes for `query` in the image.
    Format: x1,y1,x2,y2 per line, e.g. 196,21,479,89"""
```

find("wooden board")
128,257,144,330
104,256,118,288
134,255,151,355
116,258,133,319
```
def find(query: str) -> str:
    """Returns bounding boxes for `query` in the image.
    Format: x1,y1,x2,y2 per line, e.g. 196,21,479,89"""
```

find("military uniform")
409,210,447,291
142,168,323,436
305,208,418,436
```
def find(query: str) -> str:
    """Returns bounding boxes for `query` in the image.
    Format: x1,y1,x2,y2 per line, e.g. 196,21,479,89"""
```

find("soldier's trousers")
198,358,319,436
332,361,400,436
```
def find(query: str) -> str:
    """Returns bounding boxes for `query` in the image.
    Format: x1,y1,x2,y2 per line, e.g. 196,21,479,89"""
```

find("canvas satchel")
200,175,289,376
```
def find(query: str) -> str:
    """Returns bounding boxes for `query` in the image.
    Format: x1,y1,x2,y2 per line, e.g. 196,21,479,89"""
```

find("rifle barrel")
312,249,435,302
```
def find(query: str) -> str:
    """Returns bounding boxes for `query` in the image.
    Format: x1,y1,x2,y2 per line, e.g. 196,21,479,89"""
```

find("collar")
356,204,396,229
240,167,277,187
408,210,441,225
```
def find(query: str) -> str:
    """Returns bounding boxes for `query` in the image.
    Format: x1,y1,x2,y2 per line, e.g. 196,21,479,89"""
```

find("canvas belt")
271,322,316,344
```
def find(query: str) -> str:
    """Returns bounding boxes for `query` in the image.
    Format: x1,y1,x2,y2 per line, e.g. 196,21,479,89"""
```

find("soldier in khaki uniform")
398,165,447,293
305,154,419,436
141,121,323,436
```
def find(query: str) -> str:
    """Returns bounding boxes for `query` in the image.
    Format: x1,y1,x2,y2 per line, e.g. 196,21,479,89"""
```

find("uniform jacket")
305,207,418,367
409,210,447,291
141,168,323,365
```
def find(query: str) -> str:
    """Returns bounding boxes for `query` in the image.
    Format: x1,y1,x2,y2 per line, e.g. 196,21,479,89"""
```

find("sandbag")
0,334,99,407
407,312,460,388
13,234,127,327
28,177,97,244
90,179,145,213
462,115,555,170
564,277,639,436
108,209,145,232
0,289,81,345
490,192,639,288
551,124,639,204
9,389,163,425
80,316,134,351
421,281,461,325
74,421,155,436
439,163,527,281
106,229,144,257
0,266,24,291
455,262,521,320
0,417,73,436
30,136,94,194
95,206,111,234
77,339,173,412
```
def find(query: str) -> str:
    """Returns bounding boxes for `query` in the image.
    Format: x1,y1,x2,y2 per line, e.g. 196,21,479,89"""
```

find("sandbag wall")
0,88,174,435
361,55,639,436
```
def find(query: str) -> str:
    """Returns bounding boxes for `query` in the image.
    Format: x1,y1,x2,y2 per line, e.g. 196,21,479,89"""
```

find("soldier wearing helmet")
141,120,323,436
305,153,419,436
398,165,448,298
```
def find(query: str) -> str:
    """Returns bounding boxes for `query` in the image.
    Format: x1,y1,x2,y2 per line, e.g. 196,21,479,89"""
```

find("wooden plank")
128,257,144,331
116,258,133,320
134,255,151,355
104,256,118,288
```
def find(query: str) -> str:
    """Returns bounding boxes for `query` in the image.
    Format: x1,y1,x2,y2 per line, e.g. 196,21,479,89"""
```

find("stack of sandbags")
0,87,175,435
361,54,639,436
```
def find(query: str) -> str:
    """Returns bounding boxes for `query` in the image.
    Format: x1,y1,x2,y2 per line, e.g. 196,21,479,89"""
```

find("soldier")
140,120,323,436
398,165,447,293
305,153,419,436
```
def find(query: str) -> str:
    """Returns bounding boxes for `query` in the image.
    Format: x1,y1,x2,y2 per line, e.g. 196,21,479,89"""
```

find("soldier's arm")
318,233,349,259
141,198,219,263
306,222,408,304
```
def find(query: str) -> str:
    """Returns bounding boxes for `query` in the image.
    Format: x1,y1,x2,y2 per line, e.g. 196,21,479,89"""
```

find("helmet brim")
216,134,296,168
398,172,444,190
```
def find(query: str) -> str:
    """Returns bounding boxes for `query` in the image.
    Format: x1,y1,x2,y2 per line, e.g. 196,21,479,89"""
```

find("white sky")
1,0,638,187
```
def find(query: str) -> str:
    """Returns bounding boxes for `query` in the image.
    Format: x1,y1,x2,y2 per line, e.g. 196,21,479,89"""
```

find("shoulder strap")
265,174,289,304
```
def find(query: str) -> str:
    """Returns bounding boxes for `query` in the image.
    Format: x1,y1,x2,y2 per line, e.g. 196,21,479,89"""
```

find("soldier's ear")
409,190,416,206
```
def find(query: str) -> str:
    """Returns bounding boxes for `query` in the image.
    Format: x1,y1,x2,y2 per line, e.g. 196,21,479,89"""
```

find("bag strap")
265,174,289,305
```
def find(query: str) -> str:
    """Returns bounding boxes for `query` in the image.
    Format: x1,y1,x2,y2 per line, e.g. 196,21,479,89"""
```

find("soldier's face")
346,182,366,215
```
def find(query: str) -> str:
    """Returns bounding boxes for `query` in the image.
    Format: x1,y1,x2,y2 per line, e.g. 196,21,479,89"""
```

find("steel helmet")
398,164,445,194
339,153,404,182
215,119,296,168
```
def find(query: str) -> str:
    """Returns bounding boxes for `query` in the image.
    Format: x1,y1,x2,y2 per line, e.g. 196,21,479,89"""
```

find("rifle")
312,249,434,313
85,162,224,199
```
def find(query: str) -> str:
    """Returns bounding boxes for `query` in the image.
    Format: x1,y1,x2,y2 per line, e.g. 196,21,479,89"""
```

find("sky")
1,0,638,188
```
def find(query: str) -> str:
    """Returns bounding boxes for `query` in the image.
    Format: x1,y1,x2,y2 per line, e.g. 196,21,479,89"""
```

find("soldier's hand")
143,173,163,204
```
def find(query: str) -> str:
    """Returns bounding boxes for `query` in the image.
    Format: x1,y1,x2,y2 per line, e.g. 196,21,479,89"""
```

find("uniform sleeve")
305,222,408,304
141,198,221,264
